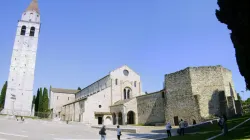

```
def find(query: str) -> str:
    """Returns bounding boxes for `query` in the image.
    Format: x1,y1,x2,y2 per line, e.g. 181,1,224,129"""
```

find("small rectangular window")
57,96,58,100
162,92,165,98
68,97,69,100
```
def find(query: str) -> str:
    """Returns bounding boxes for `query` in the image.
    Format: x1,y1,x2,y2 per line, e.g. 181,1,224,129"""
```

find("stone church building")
49,65,242,126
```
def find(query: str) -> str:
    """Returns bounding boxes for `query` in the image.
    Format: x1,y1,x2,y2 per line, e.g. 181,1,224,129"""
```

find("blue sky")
0,0,249,100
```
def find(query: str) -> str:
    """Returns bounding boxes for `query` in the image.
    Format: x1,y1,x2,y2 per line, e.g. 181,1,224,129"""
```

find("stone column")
116,113,119,125
124,112,127,125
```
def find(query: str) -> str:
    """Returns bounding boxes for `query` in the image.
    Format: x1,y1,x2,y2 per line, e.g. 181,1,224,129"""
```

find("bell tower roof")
26,0,39,14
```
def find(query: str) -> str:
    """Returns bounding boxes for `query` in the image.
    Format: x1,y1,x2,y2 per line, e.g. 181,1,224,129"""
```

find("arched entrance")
118,112,123,125
127,111,135,124
112,113,116,125
105,116,112,125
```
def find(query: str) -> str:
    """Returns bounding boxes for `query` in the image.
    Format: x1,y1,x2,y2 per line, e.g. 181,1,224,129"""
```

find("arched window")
30,27,35,36
123,87,132,100
124,89,126,99
134,81,137,87
127,89,130,99
20,26,26,35
115,79,118,85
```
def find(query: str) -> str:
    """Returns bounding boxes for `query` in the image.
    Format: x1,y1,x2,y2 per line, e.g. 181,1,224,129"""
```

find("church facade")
50,65,143,125
3,0,40,116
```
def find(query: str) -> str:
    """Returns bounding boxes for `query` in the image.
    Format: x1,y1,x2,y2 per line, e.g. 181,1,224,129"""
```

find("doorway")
174,116,179,126
127,111,135,124
98,117,103,125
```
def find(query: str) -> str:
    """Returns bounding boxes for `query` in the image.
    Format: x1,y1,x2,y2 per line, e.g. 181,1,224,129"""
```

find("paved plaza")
0,116,170,140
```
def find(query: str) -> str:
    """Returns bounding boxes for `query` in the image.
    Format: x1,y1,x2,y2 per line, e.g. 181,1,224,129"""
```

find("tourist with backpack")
117,125,122,140
99,125,106,140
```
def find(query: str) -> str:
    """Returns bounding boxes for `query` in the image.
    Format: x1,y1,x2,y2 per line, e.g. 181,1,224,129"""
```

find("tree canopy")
35,88,40,113
216,0,250,90
77,87,81,90
42,88,49,113
38,88,43,113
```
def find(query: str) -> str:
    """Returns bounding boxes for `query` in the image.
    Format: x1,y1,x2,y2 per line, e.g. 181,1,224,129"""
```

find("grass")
163,114,250,140
214,118,250,140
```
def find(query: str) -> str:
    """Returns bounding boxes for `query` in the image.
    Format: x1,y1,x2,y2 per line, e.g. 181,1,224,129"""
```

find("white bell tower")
3,0,40,116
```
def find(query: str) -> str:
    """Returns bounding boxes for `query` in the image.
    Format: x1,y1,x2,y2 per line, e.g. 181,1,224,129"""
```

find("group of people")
165,119,187,138
99,116,228,139
99,125,122,140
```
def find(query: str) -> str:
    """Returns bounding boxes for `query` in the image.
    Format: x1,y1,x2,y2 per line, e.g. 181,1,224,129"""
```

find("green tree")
35,89,40,114
216,0,250,90
38,88,43,116
77,87,81,90
0,81,7,109
32,95,36,110
42,88,49,117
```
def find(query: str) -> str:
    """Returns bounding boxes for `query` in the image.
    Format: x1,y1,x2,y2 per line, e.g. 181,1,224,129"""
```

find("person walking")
99,125,106,140
166,122,172,137
223,115,228,135
218,116,224,131
179,119,185,136
117,125,122,140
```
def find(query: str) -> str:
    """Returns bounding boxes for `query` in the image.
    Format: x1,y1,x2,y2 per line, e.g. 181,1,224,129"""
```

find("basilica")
49,65,243,126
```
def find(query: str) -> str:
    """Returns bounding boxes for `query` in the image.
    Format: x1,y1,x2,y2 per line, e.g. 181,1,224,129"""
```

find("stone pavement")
0,116,175,140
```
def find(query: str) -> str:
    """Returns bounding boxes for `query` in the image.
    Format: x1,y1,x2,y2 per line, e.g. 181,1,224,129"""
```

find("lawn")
214,118,250,140
163,114,250,140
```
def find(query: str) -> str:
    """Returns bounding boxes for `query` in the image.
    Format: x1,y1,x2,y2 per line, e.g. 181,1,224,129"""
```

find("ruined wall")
189,66,226,118
222,68,238,117
165,65,239,124
137,91,165,125
222,68,238,99
165,68,201,125
235,100,243,115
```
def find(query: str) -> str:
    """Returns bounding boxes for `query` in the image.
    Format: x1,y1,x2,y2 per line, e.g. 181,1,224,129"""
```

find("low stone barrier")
91,126,137,133
184,119,219,133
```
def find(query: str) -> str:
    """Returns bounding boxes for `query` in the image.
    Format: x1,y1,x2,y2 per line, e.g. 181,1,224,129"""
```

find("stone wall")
51,91,75,118
189,66,226,118
164,65,240,125
164,67,203,125
235,100,243,115
137,90,166,125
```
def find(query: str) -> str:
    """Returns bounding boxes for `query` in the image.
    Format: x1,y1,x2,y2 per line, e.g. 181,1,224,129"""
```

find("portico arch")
127,111,135,124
